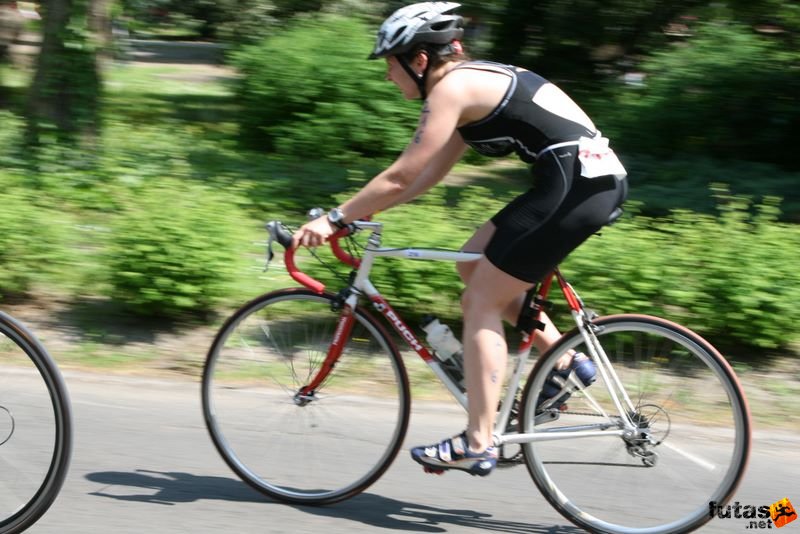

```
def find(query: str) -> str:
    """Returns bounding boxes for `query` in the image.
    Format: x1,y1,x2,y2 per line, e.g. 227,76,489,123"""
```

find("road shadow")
86,469,266,506
296,492,581,533
49,297,169,347
85,469,579,533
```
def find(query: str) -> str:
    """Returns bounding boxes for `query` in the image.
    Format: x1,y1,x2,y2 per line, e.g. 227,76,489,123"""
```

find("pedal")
534,410,561,425
496,452,524,469
423,466,445,475
496,442,521,465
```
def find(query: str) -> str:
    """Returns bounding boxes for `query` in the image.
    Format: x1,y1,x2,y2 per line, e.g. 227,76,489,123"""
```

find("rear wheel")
520,314,751,533
202,289,410,504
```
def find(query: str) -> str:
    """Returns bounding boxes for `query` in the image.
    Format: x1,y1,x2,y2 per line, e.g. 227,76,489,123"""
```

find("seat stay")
572,311,640,428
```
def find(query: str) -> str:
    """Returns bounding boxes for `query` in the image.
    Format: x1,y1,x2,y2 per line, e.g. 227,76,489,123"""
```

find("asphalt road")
18,371,800,534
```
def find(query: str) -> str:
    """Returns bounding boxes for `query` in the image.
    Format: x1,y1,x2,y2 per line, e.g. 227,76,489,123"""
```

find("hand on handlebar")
292,215,337,249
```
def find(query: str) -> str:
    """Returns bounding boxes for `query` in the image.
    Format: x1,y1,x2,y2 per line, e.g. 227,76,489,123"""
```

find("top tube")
272,219,480,294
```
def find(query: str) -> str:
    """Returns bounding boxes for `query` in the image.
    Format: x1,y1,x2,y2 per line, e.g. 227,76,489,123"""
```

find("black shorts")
485,145,628,283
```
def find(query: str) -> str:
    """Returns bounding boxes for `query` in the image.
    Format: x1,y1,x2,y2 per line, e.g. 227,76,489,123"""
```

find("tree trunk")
27,0,73,134
89,0,112,64
490,0,535,65
26,0,102,144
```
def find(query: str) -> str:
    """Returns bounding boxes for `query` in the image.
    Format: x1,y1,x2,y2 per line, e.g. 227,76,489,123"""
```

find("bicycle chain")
543,408,607,418
496,406,609,468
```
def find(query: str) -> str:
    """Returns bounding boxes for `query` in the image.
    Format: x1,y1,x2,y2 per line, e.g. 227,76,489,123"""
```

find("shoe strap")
436,432,468,462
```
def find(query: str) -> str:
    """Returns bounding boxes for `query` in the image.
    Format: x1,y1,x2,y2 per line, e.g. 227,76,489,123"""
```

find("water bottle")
421,316,465,391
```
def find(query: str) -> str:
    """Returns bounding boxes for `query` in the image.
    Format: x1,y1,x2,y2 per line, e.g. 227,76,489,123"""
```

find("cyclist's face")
385,56,420,99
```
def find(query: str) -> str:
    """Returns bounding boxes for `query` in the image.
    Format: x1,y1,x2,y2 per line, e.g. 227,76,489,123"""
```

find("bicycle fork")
293,300,357,406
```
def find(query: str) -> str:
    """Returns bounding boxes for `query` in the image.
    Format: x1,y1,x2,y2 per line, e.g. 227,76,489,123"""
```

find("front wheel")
0,311,73,534
520,314,751,533
202,288,411,505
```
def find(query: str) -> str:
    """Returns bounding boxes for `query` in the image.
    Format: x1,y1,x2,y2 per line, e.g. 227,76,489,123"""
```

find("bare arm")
337,94,465,221
379,132,467,211
294,82,467,248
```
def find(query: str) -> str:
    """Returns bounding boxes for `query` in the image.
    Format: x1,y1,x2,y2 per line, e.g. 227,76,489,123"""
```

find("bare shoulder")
442,65,509,88
433,66,512,124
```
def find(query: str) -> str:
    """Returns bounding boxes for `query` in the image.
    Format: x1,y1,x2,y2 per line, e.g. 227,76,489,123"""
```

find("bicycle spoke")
202,290,409,504
521,315,750,534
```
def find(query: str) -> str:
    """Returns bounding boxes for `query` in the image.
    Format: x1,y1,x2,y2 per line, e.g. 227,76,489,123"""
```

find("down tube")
366,293,468,407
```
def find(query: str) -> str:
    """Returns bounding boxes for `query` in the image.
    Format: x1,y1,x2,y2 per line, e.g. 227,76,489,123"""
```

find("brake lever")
264,220,281,271
264,232,275,271
264,220,297,272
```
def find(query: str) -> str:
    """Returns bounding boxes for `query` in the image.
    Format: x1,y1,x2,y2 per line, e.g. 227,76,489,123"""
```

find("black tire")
0,311,73,534
202,288,411,505
519,314,751,534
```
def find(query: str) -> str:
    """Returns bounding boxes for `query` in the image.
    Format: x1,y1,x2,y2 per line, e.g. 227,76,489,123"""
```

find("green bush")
0,111,25,169
608,22,800,170
233,13,419,162
621,154,800,222
105,180,256,318
290,179,799,354
562,192,800,353
0,183,67,298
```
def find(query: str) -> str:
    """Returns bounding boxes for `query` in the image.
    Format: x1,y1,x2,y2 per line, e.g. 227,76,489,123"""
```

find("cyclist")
293,1,628,477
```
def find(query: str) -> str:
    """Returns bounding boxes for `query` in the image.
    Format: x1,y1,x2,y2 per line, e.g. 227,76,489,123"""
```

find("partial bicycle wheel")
520,314,750,534
202,288,411,505
0,311,72,534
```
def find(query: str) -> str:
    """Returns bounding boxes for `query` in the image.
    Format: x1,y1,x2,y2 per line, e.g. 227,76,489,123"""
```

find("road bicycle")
0,310,72,534
202,215,751,534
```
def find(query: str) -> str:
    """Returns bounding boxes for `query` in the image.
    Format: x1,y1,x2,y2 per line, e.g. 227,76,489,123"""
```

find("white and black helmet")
369,2,464,60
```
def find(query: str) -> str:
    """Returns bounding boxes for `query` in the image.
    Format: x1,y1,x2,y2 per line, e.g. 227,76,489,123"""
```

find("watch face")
328,208,344,225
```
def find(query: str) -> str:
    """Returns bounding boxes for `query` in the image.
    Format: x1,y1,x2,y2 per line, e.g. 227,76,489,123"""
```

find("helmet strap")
398,51,431,101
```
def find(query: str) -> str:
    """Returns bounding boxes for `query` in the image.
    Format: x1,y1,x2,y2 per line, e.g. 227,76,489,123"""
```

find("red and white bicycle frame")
278,219,638,445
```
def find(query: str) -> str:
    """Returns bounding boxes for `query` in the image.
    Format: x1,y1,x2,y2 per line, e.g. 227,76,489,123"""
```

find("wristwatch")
327,207,346,229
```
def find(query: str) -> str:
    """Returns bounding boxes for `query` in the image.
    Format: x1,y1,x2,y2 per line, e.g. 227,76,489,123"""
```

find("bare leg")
457,222,572,371
460,257,532,452
412,221,576,465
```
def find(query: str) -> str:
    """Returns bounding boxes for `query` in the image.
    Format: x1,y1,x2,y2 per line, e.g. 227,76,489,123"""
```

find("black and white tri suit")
453,61,628,283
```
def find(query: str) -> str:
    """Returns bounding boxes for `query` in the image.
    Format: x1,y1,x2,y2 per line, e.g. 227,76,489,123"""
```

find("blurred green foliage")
0,110,25,167
606,22,800,169
295,181,800,353
104,179,256,318
232,13,419,162
562,192,800,353
1,2,799,358
0,112,69,296
621,156,800,221
0,184,66,297
118,0,380,42
25,1,102,143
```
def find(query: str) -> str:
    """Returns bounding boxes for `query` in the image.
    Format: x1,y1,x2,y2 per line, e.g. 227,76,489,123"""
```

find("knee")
461,285,502,319
456,261,474,284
